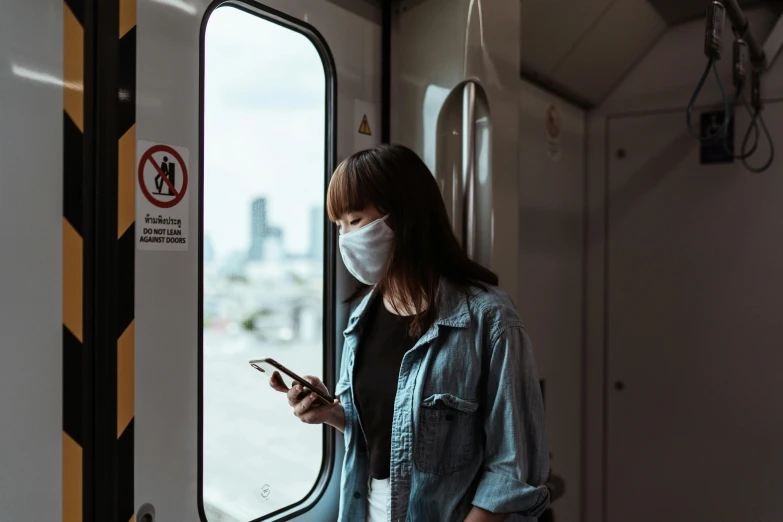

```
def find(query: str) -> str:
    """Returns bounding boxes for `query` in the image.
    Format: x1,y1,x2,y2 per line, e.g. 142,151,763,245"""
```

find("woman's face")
335,205,384,234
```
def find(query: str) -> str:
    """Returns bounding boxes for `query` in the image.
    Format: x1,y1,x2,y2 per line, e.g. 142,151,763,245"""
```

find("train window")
201,5,333,521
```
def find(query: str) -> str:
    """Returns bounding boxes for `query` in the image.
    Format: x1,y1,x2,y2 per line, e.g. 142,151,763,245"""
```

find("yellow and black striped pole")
63,0,85,520
64,1,137,520
117,0,137,520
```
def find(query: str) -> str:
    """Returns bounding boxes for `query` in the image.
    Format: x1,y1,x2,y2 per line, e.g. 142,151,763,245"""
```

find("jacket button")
354,492,361,499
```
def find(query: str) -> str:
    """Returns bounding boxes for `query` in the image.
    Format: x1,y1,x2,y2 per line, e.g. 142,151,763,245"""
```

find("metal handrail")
464,81,477,260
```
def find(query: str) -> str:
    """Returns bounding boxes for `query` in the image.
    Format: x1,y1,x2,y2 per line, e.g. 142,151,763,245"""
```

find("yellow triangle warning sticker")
358,114,372,136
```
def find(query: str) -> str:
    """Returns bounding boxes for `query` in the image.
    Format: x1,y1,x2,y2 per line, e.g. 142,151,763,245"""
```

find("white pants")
366,478,390,522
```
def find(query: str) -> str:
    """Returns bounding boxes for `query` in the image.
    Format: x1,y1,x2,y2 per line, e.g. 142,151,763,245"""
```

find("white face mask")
338,215,394,285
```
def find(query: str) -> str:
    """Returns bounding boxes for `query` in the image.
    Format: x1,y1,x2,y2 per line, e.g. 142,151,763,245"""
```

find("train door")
132,1,380,520
604,106,783,522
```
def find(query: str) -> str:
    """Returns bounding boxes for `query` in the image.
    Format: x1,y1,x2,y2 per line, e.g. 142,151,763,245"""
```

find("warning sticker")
354,99,379,152
358,114,372,135
136,140,189,251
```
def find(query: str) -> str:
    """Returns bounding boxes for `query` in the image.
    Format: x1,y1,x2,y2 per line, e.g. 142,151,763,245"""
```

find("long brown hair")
327,143,498,336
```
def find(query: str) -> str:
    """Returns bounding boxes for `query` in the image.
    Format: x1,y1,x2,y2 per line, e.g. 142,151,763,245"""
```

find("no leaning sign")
136,140,190,251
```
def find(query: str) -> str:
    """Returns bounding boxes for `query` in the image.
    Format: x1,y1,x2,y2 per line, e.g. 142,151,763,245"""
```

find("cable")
686,3,774,172
687,2,731,142
722,91,760,159
722,39,760,160
741,106,774,173
739,66,775,173
722,91,759,159
686,58,732,141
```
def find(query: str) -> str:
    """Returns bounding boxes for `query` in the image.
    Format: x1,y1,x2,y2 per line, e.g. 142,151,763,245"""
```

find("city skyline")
204,197,325,264
202,6,326,264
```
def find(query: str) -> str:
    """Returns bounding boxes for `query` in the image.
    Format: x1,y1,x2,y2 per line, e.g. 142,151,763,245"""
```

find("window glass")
203,6,327,521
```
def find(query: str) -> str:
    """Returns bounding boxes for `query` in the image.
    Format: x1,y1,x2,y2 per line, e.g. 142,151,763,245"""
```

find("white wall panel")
518,83,585,522
0,1,63,520
602,106,783,522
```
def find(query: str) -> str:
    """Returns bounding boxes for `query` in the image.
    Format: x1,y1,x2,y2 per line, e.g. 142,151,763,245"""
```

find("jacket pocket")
414,394,479,474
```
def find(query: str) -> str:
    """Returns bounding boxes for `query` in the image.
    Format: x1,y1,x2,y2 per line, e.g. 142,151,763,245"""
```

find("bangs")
326,157,369,222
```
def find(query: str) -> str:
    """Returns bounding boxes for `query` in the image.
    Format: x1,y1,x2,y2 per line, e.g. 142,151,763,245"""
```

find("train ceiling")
336,0,780,109
520,0,779,108
649,0,765,25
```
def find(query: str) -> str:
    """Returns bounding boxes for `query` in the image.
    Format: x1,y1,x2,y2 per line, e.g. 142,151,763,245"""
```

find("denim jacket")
334,279,551,522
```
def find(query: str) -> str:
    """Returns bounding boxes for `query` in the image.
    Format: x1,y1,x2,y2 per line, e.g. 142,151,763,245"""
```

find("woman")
270,144,550,522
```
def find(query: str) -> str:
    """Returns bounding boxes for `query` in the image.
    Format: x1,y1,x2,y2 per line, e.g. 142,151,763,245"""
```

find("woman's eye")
350,219,361,226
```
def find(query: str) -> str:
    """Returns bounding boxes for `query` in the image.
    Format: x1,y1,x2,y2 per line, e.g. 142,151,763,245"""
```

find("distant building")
247,198,283,261
248,196,287,262
310,206,324,260
249,197,269,261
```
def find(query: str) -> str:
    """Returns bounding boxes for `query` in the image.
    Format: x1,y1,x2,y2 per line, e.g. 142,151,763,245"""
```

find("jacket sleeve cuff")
471,470,551,518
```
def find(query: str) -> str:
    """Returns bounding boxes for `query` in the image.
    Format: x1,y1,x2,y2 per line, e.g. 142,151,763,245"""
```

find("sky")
204,7,326,259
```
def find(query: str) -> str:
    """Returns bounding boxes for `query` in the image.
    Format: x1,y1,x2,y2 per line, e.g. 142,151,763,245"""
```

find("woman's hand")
269,372,345,433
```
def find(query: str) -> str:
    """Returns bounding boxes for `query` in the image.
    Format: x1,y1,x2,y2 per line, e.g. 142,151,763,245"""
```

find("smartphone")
249,358,335,405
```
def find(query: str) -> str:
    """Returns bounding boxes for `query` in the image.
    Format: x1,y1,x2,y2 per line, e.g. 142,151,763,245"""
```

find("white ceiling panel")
520,0,616,75
648,0,765,25
550,0,666,104
517,0,779,107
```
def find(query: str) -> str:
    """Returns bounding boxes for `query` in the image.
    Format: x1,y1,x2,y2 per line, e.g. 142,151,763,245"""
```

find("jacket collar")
343,278,472,337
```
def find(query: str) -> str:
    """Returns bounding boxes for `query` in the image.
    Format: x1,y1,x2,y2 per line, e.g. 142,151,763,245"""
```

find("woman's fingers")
267,372,335,423
269,371,289,393
290,381,312,401
297,397,341,424
287,383,305,407
302,375,328,395
294,392,319,419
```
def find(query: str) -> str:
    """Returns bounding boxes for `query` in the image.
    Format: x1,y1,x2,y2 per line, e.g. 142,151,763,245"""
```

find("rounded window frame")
197,2,338,521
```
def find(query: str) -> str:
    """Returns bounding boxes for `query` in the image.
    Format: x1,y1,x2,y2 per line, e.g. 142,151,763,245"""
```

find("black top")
353,296,418,480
